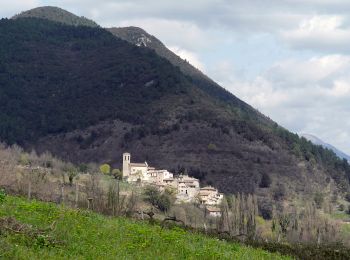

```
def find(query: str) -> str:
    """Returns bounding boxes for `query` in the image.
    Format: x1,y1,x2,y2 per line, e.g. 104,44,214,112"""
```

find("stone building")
176,175,200,202
122,153,222,210
199,186,224,205
206,206,222,217
147,169,176,190
122,152,153,182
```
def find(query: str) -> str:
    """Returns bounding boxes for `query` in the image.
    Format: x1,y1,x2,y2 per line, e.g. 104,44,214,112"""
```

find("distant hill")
302,134,350,162
0,8,350,200
12,6,99,27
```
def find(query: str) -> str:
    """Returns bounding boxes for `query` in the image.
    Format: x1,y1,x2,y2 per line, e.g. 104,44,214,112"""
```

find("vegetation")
111,168,123,180
0,8,348,258
0,17,189,145
0,196,289,259
143,186,173,212
0,143,349,258
0,14,349,199
259,173,271,188
0,189,5,204
274,127,350,191
314,192,325,209
13,6,99,27
100,163,111,175
345,193,350,202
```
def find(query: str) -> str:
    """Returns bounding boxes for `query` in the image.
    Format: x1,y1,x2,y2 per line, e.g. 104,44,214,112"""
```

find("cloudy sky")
1,0,350,153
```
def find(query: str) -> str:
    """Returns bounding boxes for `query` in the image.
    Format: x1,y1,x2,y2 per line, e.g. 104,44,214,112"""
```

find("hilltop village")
122,153,223,216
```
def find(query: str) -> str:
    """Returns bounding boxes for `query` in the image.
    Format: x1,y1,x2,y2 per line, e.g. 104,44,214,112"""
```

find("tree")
100,164,111,175
259,172,271,188
143,186,172,212
144,186,161,206
259,199,273,220
67,166,78,185
157,193,171,212
112,169,122,180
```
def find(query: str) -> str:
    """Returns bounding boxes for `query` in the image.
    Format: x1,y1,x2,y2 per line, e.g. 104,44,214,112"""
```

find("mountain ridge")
107,26,270,125
302,133,350,162
12,6,99,27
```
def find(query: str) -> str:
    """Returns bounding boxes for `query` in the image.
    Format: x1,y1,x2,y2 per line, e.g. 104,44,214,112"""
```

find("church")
122,152,174,183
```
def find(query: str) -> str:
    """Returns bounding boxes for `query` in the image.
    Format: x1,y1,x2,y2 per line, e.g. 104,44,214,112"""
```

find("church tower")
122,152,131,178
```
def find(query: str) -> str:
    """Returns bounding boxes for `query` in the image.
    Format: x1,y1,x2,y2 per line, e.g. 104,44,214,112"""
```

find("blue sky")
1,0,350,154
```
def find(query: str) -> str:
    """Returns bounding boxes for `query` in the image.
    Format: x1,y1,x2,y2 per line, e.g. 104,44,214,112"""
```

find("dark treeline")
0,17,189,144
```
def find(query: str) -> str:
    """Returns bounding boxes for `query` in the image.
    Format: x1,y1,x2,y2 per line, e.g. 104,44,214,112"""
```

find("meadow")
0,195,289,259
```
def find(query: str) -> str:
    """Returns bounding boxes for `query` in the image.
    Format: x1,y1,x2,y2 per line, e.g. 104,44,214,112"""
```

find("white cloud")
265,55,350,85
208,55,350,153
0,0,39,18
328,80,350,97
282,15,350,53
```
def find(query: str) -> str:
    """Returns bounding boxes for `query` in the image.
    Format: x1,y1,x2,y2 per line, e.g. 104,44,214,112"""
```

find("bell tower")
122,152,131,177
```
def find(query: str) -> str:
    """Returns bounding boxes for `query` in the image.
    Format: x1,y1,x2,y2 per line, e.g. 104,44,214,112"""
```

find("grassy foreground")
0,196,290,259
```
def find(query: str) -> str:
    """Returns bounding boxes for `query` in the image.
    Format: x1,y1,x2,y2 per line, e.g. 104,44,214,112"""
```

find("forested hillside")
0,12,349,203
0,17,189,143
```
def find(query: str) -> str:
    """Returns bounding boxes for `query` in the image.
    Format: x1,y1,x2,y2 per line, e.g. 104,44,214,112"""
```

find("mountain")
1,8,350,200
302,134,350,162
107,27,263,120
12,6,99,27
108,26,211,82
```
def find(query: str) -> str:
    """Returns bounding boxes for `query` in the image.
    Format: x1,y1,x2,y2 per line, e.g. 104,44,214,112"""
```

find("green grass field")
0,196,290,259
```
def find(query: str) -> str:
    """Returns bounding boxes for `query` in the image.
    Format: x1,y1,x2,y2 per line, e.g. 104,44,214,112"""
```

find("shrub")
67,167,78,185
207,143,217,151
111,169,122,180
99,164,111,175
78,164,89,173
259,199,273,220
19,153,30,166
345,193,350,202
273,183,286,201
313,192,324,209
0,189,6,204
